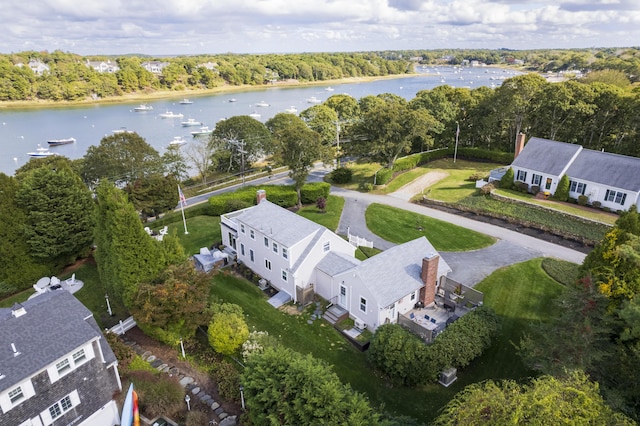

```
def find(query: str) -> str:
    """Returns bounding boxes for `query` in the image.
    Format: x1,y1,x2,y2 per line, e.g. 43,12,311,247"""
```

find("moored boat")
249,112,261,119
181,118,202,127
47,137,76,146
306,96,321,104
159,111,184,118
325,87,334,91
284,106,298,114
255,101,269,107
169,136,187,146
190,126,213,137
133,104,153,112
27,145,57,158
179,98,193,104
112,127,135,134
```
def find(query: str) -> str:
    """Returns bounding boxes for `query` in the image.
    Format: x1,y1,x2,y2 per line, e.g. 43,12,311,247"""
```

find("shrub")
479,182,495,196
359,182,373,192
515,181,529,193
212,360,241,403
541,258,579,286
592,201,601,209
500,167,514,190
577,195,589,206
300,182,330,204
568,197,577,204
375,168,394,185
467,172,487,182
553,174,570,201
450,147,514,164
603,207,611,213
128,370,184,419
316,197,326,212
185,411,212,426
105,332,136,372
329,167,353,184
393,155,420,172
530,185,540,195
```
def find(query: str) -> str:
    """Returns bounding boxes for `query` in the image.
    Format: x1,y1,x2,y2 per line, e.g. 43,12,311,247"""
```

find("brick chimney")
256,189,266,204
420,254,439,306
514,133,526,160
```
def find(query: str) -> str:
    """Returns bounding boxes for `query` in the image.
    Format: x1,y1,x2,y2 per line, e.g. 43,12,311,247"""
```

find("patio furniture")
424,314,430,320
410,312,415,320
430,318,437,324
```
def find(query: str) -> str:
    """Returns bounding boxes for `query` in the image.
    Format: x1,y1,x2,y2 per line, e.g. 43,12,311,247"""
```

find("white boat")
190,126,213,137
27,145,57,158
255,101,269,107
306,96,321,104
325,87,334,92
133,104,153,112
169,136,187,146
112,127,134,134
181,118,202,127
159,111,184,118
228,98,237,102
284,106,298,114
179,98,193,104
47,137,76,146
249,112,261,119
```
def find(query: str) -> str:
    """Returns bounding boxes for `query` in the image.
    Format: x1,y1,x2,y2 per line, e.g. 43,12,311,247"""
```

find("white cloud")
0,0,638,54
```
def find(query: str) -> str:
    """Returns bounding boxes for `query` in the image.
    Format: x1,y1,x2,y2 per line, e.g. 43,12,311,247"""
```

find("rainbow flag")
120,383,140,426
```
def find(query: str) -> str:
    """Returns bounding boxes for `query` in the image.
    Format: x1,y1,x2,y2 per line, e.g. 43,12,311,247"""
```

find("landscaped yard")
297,195,344,231
365,203,495,251
153,215,221,255
208,257,567,423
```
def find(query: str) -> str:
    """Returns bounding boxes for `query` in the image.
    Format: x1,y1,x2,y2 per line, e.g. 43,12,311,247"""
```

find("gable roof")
315,251,361,276
0,291,115,393
354,237,451,308
567,149,640,192
511,137,582,176
234,200,325,247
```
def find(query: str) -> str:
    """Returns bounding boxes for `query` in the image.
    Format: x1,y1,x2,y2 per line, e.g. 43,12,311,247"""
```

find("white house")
221,190,356,304
0,291,121,426
509,135,640,211
221,190,455,332
85,60,120,73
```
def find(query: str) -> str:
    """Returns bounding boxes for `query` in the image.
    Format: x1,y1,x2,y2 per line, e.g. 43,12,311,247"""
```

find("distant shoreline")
0,73,419,110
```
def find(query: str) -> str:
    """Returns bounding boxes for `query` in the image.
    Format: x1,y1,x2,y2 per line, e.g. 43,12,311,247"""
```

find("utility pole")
228,138,247,186
335,121,341,168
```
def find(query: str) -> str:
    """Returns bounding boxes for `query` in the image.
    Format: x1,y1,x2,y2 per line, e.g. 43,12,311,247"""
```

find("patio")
29,274,84,300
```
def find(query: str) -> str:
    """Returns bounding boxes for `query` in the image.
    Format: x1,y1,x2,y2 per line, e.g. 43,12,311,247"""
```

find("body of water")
0,66,521,175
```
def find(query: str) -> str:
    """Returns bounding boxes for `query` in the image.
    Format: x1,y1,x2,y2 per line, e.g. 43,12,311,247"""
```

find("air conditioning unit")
354,319,367,330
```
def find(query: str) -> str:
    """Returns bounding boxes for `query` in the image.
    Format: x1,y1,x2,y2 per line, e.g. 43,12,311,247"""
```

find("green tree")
82,132,162,185
125,174,179,220
242,346,383,425
130,260,207,345
15,164,95,267
554,174,570,201
93,181,166,307
500,166,515,189
267,113,330,208
162,145,188,181
433,371,634,425
207,303,249,356
212,115,273,172
0,173,50,295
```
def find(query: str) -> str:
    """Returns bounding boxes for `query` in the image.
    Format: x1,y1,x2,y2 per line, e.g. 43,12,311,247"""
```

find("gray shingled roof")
511,137,582,176
234,200,325,247
0,291,115,393
566,149,640,192
315,252,361,276
355,237,452,308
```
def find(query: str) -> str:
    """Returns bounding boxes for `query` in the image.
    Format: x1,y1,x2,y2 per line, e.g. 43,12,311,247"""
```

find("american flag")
178,186,187,207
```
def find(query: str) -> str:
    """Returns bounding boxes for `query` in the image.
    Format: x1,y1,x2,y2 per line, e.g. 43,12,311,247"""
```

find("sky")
2,0,640,56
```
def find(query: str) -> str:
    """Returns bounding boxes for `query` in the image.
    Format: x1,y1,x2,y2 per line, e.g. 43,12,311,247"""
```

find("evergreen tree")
553,174,570,201
499,166,514,189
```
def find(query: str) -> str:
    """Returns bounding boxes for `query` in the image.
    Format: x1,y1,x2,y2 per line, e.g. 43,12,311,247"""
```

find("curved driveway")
332,187,586,286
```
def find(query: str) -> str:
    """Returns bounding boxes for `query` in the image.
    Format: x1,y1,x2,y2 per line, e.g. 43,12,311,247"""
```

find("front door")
545,178,552,190
229,232,236,250
339,284,347,308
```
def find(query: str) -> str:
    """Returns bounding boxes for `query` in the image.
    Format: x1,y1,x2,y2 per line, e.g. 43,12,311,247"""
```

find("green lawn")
365,203,495,251
471,258,565,382
153,215,221,255
297,195,344,231
421,159,502,203
494,189,618,225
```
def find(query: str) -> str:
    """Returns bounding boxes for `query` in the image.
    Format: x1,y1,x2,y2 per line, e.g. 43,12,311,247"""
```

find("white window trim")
281,269,288,282
0,379,36,413
282,247,288,259
47,343,95,383
272,242,278,253
250,229,255,240
359,297,367,313
40,390,80,426
265,259,272,271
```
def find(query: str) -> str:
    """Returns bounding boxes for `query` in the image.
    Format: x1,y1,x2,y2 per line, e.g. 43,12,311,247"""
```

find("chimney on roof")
514,133,526,160
256,189,267,204
420,253,439,306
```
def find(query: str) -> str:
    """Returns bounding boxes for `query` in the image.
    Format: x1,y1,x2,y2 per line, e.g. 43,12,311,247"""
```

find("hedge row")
448,147,514,164
209,183,330,216
392,148,450,172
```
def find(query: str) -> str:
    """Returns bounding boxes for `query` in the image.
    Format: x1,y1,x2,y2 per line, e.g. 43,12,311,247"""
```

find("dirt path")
389,171,449,200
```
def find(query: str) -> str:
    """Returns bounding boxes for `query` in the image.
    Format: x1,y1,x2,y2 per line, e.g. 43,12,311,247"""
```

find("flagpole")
454,122,460,163
178,186,189,235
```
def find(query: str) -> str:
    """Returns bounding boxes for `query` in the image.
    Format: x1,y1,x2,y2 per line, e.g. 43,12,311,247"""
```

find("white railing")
348,233,373,248
108,316,137,335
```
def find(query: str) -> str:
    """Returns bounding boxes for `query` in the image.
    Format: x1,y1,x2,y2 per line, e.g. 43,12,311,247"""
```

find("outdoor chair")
430,318,437,324
424,314,429,320
410,313,415,320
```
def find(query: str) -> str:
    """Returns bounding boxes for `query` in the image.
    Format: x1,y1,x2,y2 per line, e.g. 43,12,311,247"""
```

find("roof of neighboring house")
511,137,582,176
315,251,361,276
0,291,116,393
354,237,452,308
234,200,325,247
567,149,640,192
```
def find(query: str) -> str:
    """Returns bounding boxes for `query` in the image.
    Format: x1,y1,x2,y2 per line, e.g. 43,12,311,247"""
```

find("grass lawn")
365,203,495,251
470,258,565,382
376,166,432,194
494,189,619,225
297,195,344,231
421,159,503,203
153,215,221,255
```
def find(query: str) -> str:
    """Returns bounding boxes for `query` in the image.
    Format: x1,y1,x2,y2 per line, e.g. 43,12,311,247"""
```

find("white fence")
348,233,373,248
108,316,137,335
